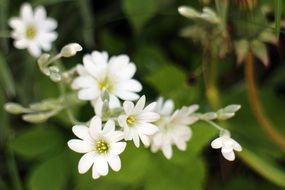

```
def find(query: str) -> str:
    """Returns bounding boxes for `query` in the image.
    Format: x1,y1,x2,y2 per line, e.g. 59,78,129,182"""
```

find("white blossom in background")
9,3,58,57
211,131,242,161
72,51,142,107
68,116,126,179
118,95,160,147
150,97,199,159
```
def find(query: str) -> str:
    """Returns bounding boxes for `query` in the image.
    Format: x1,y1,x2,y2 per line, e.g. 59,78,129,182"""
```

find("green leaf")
122,0,159,32
105,143,150,184
145,155,206,190
275,0,282,37
0,53,16,97
239,148,285,188
9,127,64,159
28,152,69,190
145,64,199,107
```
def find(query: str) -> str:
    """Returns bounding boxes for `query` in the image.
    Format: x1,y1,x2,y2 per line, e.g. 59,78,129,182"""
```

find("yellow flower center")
25,25,37,39
127,115,136,125
95,139,109,154
98,78,112,91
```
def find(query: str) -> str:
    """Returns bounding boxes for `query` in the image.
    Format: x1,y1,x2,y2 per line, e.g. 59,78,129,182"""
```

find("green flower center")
25,25,37,39
95,139,109,154
127,115,136,125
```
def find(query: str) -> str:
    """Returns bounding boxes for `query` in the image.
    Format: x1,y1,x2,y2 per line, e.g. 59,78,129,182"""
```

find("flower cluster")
5,2,243,181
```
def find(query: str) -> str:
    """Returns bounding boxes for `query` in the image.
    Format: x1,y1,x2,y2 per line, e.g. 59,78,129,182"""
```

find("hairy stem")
244,52,285,150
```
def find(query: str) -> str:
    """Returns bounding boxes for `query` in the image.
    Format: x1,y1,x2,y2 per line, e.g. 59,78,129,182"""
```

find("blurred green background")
1,0,285,189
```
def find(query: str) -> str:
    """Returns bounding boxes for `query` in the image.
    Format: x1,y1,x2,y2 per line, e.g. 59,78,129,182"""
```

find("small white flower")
118,95,160,148
9,3,58,57
72,51,142,107
68,116,126,179
60,43,82,57
150,98,199,159
211,131,242,161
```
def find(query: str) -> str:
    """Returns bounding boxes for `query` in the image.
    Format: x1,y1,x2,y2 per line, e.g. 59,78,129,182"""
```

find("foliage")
0,0,285,190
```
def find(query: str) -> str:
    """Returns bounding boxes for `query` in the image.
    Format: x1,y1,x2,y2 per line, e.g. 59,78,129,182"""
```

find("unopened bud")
4,103,27,114
178,6,200,18
60,43,82,57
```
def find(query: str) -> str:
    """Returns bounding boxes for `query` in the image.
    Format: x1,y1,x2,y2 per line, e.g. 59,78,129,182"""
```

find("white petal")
132,129,140,147
221,149,235,161
232,140,242,151
162,143,173,159
44,18,57,30
95,156,109,176
28,44,41,57
92,164,101,179
108,95,121,108
9,17,24,30
91,51,109,65
34,6,46,21
123,101,134,115
133,95,146,114
39,42,51,51
89,116,102,138
138,133,150,147
14,39,28,49
110,142,126,155
94,97,103,117
20,3,33,21
144,102,157,112
72,125,92,142
137,122,158,135
107,131,124,143
211,137,223,149
152,132,163,146
78,152,96,174
71,76,95,89
76,64,88,75
137,112,160,122
161,99,174,115
78,88,99,100
40,32,58,43
150,144,160,153
67,139,93,153
175,139,187,151
107,155,121,172
119,79,142,92
83,53,107,80
103,119,115,134
116,90,140,101
118,115,128,128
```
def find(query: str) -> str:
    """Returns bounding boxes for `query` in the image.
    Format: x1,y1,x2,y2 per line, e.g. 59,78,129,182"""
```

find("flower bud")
4,103,27,114
178,6,200,18
60,43,82,57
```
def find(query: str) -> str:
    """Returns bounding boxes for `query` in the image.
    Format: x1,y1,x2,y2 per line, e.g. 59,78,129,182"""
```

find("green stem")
6,149,23,190
77,0,95,49
203,119,224,131
204,52,285,188
245,52,285,150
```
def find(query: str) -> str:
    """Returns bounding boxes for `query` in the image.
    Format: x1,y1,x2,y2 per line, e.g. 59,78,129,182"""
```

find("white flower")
118,95,160,147
211,131,242,161
71,51,142,107
9,3,58,57
150,98,199,159
68,116,126,179
60,43,82,57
